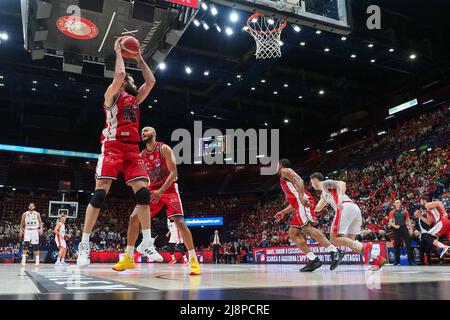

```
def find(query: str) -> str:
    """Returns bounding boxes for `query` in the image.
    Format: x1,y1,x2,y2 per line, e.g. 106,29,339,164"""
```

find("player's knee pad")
135,187,150,205
23,241,30,250
32,244,39,252
90,189,107,209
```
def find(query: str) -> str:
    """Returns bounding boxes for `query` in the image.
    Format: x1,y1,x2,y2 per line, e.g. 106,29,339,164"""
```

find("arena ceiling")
0,0,449,157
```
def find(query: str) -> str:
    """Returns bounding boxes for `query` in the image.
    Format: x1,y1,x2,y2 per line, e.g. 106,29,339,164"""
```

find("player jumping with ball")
77,37,162,267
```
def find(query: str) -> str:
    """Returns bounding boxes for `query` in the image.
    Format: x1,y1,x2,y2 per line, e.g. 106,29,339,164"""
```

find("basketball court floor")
1,263,449,300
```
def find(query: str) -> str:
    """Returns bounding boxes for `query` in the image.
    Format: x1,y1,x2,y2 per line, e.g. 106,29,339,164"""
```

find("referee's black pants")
393,226,414,264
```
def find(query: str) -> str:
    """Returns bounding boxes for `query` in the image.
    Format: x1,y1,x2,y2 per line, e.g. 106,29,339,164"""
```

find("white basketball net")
247,14,287,59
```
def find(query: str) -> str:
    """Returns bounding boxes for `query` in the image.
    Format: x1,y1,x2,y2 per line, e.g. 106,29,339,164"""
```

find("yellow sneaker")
112,252,135,271
189,256,201,275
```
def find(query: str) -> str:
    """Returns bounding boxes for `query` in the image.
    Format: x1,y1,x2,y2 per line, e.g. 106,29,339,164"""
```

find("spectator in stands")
389,200,415,265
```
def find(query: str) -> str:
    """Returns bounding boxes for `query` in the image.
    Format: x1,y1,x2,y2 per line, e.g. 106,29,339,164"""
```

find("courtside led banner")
253,242,388,265
184,217,223,226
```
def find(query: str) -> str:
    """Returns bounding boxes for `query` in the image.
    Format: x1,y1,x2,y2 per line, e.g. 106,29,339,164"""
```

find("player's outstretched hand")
274,212,284,221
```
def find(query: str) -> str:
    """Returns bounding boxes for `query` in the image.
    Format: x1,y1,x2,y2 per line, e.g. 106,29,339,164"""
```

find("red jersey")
101,91,140,144
141,142,176,191
427,206,448,223
280,178,315,206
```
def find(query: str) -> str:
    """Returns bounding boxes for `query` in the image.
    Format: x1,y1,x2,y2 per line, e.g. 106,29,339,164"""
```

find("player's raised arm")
134,52,156,104
104,37,127,108
425,200,448,218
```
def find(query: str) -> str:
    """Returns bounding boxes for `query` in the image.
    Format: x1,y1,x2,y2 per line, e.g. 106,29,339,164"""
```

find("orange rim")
246,12,287,35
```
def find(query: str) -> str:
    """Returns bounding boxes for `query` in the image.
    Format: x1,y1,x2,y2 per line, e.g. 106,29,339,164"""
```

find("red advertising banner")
165,0,199,9
252,241,388,264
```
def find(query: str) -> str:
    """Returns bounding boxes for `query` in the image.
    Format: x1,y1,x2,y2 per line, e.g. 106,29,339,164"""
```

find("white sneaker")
60,261,67,265
76,242,91,268
55,261,62,266
137,239,163,262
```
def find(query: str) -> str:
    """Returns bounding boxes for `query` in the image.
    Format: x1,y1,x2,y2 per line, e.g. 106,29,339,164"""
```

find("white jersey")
167,218,183,244
24,211,40,230
57,222,66,237
321,180,353,211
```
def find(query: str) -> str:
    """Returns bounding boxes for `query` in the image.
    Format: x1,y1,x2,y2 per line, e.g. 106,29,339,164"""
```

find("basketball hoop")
246,13,287,59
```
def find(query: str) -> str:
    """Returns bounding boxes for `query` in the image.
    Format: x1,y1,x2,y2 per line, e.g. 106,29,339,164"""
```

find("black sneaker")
329,249,345,271
300,257,323,272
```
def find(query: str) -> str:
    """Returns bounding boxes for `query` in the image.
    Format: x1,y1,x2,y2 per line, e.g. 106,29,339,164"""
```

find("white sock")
326,245,338,253
184,255,188,261
189,249,197,260
171,254,175,260
61,257,65,262
57,257,61,262
126,246,135,257
81,233,90,244
35,256,39,262
306,252,317,261
352,241,363,251
142,229,151,241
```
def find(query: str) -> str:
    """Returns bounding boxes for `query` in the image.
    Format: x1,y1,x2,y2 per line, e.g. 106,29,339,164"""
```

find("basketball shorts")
95,140,149,185
150,184,184,218
331,201,362,235
428,219,450,238
55,235,67,248
24,229,39,245
290,200,317,229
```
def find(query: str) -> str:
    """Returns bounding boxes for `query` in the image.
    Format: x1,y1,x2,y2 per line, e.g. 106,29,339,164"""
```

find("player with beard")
77,37,162,267
113,127,201,275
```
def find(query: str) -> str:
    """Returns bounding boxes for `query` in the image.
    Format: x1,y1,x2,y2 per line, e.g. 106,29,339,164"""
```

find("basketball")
120,36,140,59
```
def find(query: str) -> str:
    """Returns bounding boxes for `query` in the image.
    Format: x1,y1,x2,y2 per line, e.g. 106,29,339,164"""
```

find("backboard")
48,201,78,218
21,0,199,74
210,0,352,34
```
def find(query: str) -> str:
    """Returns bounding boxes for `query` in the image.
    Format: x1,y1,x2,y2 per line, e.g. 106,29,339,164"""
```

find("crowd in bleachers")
232,108,449,248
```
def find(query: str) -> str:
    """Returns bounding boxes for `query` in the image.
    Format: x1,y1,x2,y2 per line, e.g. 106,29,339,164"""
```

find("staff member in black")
210,230,221,264
389,200,415,265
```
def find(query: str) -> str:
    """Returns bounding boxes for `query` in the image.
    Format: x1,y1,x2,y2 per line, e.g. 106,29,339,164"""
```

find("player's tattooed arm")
104,37,127,108
135,53,156,104
323,180,346,195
